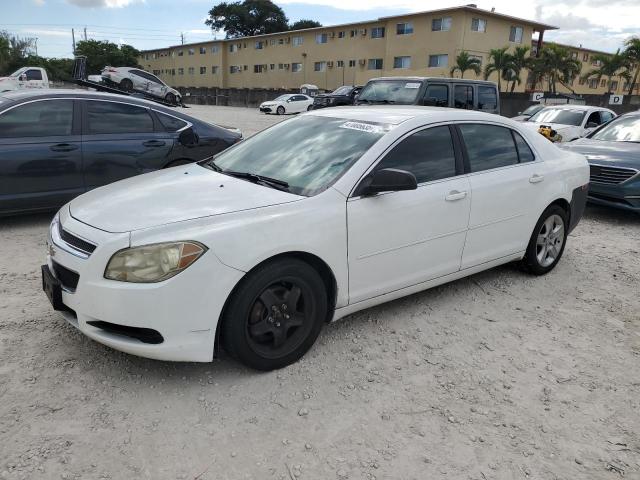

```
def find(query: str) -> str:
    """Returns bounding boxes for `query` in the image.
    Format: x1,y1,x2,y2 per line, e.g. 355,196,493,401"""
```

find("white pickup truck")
0,67,51,92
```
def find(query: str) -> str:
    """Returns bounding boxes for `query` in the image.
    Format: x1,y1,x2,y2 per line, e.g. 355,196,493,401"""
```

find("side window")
586,112,602,126
0,100,73,138
86,101,154,135
454,85,474,109
600,111,614,123
423,84,448,106
478,86,497,111
459,124,519,172
513,131,535,162
25,69,43,81
156,112,188,132
376,126,457,184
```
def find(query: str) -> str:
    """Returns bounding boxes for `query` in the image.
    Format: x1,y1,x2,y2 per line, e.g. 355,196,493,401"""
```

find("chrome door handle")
529,174,545,184
445,190,467,201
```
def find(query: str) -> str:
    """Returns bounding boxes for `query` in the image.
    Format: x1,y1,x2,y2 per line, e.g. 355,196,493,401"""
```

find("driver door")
347,125,471,303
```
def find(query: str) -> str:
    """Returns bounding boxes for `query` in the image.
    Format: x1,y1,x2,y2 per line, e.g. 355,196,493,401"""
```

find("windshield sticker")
340,121,385,133
405,82,421,89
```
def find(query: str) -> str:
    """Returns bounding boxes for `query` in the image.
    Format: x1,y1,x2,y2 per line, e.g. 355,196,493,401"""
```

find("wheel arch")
214,251,338,356
548,197,571,223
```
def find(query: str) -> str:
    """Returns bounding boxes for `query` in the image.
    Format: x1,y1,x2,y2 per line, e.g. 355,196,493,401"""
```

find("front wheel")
119,78,133,92
276,106,285,115
522,205,568,275
165,92,177,105
307,105,313,111
222,258,327,371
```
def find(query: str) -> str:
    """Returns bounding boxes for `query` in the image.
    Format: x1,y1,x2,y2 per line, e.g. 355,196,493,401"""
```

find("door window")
454,85,474,109
459,124,519,172
478,86,497,110
600,111,614,123
86,101,154,134
25,69,43,81
375,126,457,183
585,111,602,126
0,100,73,137
423,84,448,106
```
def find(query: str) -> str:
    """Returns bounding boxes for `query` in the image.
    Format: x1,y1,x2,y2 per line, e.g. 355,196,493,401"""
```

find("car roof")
367,76,497,86
307,105,505,125
538,104,610,111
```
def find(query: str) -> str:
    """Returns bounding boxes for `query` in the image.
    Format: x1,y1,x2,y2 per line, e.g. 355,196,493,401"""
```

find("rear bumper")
569,184,589,232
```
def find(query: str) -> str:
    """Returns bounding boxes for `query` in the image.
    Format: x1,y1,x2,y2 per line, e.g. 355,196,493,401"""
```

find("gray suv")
356,77,500,114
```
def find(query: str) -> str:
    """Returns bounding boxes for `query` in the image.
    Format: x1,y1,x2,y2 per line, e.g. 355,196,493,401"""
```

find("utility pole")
180,32,185,45
34,38,38,56
71,28,76,54
83,27,87,41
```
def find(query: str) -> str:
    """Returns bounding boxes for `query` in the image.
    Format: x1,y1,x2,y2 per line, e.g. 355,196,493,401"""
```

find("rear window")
156,112,188,132
478,86,498,111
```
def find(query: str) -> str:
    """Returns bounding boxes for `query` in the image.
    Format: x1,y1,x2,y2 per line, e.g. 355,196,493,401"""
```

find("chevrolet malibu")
43,107,589,370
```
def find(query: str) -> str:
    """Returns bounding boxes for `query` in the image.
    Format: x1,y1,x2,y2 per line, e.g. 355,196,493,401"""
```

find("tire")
120,78,133,92
165,92,176,105
222,258,328,371
307,105,313,111
164,159,192,168
276,106,285,115
522,205,569,275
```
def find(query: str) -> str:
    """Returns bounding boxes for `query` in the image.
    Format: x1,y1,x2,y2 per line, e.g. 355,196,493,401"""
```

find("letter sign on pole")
609,94,624,105
532,92,544,102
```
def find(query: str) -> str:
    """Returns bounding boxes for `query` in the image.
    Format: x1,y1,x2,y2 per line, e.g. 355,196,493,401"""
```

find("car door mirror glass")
358,168,417,196
178,127,199,146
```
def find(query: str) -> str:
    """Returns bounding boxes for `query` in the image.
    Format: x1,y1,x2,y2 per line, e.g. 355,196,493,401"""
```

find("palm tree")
504,46,531,92
623,37,640,95
582,50,630,93
530,44,581,94
450,51,481,79
484,47,512,91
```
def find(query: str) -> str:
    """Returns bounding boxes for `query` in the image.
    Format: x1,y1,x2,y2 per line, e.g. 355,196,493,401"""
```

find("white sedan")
101,66,181,105
259,94,314,115
523,105,616,142
43,107,589,370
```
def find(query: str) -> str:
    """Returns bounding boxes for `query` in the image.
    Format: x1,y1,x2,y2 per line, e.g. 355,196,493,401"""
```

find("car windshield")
10,67,27,77
529,108,586,126
590,115,640,142
204,115,388,196
332,86,352,95
273,95,291,101
358,80,422,104
522,104,543,116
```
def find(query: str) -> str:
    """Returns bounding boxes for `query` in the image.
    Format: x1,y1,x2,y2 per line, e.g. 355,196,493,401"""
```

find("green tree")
450,51,481,79
623,37,640,95
484,47,512,91
289,19,322,31
582,50,630,93
205,0,289,38
74,40,140,74
529,44,581,94
504,45,531,92
0,32,10,73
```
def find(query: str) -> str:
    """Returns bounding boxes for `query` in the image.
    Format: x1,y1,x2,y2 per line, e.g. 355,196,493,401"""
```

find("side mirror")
19,74,27,81
517,111,522,115
357,168,417,196
178,127,199,147
585,122,598,129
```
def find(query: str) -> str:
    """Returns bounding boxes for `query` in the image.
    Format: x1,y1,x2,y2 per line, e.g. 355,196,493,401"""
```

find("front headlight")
104,241,207,283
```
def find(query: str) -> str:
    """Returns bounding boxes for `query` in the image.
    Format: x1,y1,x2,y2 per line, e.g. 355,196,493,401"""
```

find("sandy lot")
1,106,639,480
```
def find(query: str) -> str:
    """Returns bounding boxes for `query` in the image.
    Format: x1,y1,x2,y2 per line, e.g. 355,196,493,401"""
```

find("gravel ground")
1,106,640,480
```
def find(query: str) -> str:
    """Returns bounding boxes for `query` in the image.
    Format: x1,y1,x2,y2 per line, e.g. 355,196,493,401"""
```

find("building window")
396,22,413,35
471,18,487,32
188,48,195,55
337,60,345,67
255,41,264,49
350,29,358,38
393,56,411,69
314,61,327,72
509,26,523,43
348,59,356,67
600,79,606,87
611,81,618,90
588,78,598,89
278,63,284,70
200,66,206,74
292,36,303,46
432,17,452,31
371,27,385,38
583,53,589,61
368,58,383,70
199,47,206,54
177,50,184,57
212,66,218,74
229,44,239,53
178,68,184,75
316,33,328,44
270,63,275,70
188,67,195,74
254,64,265,73
211,45,219,54
292,63,302,72
428,54,448,68
338,31,346,38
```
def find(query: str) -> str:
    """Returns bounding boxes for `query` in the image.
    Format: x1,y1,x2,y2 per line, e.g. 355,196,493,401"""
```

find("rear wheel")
165,92,177,105
119,78,133,92
522,205,568,275
276,106,285,115
307,105,313,111
222,258,327,371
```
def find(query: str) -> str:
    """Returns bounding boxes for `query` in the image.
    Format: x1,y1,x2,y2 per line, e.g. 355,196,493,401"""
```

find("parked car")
560,111,640,213
259,94,314,115
101,66,182,105
523,105,616,142
0,67,51,92
511,104,546,122
310,85,362,110
0,89,241,216
42,107,589,370
355,77,500,114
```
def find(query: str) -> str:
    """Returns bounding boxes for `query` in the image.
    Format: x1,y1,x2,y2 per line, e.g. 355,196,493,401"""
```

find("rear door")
421,83,449,107
81,99,173,190
0,98,83,213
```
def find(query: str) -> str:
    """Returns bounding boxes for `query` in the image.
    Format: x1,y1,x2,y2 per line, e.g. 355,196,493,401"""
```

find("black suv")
310,85,362,110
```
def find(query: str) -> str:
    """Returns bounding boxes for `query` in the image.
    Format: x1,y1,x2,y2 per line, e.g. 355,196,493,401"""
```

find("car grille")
52,260,80,292
60,228,97,256
589,165,638,185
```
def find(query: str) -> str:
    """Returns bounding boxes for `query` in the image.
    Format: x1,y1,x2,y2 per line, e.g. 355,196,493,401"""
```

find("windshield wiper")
224,170,290,192
199,157,222,172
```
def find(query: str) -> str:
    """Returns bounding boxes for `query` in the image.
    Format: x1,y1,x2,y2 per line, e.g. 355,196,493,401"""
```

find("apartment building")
140,5,554,92
530,41,640,95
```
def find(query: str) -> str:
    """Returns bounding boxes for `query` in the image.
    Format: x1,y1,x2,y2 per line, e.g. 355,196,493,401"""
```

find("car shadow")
583,203,640,225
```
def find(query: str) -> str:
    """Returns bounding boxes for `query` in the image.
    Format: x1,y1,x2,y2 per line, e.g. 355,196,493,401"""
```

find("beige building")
140,5,555,92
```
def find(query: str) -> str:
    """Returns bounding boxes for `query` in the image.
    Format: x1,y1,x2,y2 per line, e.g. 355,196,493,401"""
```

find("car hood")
510,115,530,122
69,164,304,233
560,138,640,169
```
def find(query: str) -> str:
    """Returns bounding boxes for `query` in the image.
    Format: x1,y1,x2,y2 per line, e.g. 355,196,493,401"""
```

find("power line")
0,23,211,34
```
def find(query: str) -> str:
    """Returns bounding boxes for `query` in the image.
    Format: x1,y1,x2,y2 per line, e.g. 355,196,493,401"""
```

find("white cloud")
66,0,142,7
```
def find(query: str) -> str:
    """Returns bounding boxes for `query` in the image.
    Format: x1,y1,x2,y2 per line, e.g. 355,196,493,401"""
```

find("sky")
1,0,639,58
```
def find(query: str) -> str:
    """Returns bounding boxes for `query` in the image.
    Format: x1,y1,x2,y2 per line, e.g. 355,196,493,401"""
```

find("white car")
42,107,589,370
523,105,616,142
259,94,313,115
101,66,181,105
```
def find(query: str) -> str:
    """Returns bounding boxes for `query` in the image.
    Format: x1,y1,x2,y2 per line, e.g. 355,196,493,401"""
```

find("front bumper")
44,207,244,362
587,181,640,213
259,107,273,113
